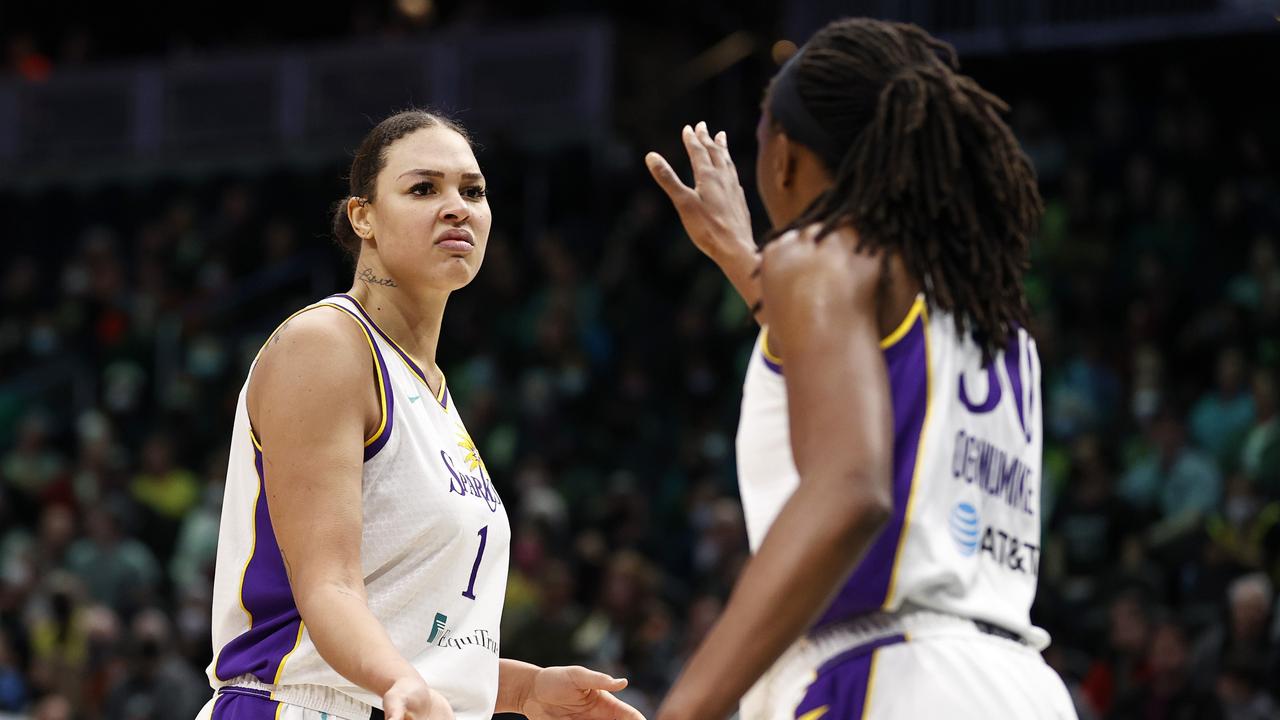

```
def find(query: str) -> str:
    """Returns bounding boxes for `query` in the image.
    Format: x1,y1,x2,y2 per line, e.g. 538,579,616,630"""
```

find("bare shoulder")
761,224,881,306
248,306,376,429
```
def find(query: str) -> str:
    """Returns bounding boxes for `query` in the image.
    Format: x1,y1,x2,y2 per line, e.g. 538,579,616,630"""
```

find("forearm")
298,583,420,696
495,658,540,714
659,480,889,720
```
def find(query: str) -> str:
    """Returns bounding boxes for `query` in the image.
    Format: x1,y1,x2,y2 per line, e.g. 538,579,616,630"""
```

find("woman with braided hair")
646,18,1077,720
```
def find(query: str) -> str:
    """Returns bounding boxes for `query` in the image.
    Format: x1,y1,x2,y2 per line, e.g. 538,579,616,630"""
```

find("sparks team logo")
950,502,980,556
440,424,502,512
428,612,448,643
455,425,488,479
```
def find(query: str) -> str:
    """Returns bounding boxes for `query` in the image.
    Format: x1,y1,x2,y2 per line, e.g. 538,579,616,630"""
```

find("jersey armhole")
246,303,392,457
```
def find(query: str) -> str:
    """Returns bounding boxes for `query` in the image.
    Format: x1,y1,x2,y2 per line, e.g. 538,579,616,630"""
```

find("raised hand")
520,666,645,720
645,121,761,313
645,121,754,263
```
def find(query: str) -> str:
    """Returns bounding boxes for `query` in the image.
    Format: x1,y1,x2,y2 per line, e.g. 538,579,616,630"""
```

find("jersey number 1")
462,526,488,600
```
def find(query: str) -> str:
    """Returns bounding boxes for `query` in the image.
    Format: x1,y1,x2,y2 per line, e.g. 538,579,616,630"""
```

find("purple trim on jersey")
211,690,281,719
321,301,396,461
812,314,928,628
214,448,302,684
793,634,906,719
334,293,450,410
760,348,783,375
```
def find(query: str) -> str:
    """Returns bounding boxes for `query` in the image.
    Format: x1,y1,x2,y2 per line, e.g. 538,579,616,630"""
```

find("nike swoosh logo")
409,395,421,403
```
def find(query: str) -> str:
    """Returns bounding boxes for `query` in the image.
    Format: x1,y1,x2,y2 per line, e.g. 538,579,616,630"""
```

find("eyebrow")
397,169,485,182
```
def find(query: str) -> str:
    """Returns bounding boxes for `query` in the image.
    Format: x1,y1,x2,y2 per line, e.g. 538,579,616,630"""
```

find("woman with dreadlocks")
645,18,1077,720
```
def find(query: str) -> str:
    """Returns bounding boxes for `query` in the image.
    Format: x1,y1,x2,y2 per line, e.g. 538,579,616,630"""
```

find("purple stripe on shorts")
211,690,282,719
793,634,906,720
813,313,928,628
213,448,302,683
322,301,395,461
220,687,272,699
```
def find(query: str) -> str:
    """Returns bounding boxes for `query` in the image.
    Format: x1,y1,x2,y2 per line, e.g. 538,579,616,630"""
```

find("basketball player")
198,110,643,720
645,18,1078,720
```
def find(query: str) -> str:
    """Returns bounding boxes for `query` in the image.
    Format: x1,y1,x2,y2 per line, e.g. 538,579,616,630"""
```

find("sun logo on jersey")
455,425,489,479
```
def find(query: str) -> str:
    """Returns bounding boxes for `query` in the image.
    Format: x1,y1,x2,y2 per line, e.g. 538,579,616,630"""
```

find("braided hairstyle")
332,109,472,263
768,18,1042,360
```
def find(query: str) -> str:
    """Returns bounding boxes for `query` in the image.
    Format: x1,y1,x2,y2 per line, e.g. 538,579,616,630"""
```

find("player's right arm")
248,308,453,720
646,121,761,317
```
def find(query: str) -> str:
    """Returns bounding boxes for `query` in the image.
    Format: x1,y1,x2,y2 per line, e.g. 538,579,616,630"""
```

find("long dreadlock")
766,18,1042,362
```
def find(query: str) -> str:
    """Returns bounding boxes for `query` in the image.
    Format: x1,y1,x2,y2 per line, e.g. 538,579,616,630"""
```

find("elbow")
854,482,893,534
825,470,893,543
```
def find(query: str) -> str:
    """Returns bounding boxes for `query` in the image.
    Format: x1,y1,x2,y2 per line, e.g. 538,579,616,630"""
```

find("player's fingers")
568,666,627,691
682,124,715,182
699,123,735,172
712,129,737,170
695,121,723,169
645,152,697,208
383,696,405,720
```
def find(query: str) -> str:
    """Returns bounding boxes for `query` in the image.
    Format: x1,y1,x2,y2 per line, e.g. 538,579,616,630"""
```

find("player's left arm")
656,227,895,720
496,658,643,720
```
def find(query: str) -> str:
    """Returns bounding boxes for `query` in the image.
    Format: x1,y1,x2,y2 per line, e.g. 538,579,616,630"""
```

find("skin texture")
647,117,906,720
247,125,640,720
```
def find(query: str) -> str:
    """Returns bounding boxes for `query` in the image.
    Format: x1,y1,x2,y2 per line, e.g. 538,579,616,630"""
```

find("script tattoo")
358,267,397,287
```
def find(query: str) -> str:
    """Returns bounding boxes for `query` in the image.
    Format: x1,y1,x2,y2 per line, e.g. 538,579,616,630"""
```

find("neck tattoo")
358,267,397,287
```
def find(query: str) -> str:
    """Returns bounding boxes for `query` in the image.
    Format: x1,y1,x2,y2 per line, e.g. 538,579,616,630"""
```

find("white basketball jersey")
736,295,1048,647
206,293,511,719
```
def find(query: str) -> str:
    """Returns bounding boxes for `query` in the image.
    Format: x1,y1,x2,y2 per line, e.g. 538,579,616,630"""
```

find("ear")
347,196,374,242
773,132,798,192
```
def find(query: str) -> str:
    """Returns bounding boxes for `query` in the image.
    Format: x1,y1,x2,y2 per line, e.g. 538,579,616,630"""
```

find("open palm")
521,666,645,720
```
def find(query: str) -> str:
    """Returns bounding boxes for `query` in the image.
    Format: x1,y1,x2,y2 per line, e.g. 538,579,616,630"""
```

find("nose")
439,190,470,225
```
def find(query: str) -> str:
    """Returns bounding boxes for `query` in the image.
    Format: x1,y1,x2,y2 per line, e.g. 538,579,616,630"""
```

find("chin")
426,261,480,292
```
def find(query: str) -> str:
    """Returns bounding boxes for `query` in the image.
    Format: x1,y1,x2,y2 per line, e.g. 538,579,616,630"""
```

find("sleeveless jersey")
736,295,1049,647
206,293,511,718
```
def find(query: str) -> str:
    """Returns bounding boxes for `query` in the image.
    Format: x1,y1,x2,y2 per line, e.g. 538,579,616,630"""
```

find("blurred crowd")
2,16,1280,720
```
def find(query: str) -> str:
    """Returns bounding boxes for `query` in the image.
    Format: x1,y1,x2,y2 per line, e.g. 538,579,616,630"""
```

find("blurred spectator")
1111,617,1224,720
1240,370,1280,497
1204,475,1280,584
1082,588,1155,717
1190,574,1278,694
1,412,67,515
1215,651,1279,720
23,575,90,706
29,694,72,720
167,453,225,597
1190,349,1255,469
130,432,200,554
66,506,159,616
1120,409,1223,524
0,628,26,713
1047,435,1140,612
102,609,206,720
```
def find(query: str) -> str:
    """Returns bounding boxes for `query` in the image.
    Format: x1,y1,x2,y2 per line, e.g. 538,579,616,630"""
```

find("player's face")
369,126,491,292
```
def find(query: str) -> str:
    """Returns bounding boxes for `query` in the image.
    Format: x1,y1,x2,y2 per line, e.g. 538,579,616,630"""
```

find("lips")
435,228,474,246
